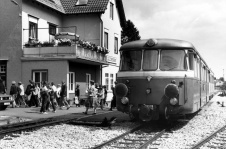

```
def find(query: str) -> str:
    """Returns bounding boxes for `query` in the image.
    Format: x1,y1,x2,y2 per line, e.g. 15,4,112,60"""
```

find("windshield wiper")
167,66,177,71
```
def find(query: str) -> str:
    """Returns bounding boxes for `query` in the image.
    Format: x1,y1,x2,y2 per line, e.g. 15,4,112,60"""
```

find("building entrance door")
0,61,7,87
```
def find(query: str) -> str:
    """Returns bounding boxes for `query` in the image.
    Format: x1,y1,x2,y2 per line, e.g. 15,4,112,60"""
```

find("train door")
200,63,206,107
206,71,210,102
194,56,202,109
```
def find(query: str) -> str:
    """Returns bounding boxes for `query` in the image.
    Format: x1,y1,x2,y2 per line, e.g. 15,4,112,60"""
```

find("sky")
122,0,226,79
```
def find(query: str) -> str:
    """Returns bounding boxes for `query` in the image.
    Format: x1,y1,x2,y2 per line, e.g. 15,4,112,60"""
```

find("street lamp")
11,0,22,17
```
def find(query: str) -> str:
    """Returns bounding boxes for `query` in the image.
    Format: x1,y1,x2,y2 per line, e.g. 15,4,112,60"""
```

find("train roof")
120,38,195,50
120,38,214,75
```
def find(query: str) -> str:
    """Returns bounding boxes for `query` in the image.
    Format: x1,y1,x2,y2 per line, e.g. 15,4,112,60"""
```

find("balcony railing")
23,26,78,48
23,45,107,63
23,26,109,64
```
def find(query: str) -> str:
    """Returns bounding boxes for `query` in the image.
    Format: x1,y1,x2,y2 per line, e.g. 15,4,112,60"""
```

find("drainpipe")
98,14,103,47
98,14,103,85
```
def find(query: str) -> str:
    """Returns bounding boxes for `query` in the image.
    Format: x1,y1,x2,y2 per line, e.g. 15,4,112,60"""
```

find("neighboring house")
216,80,224,87
215,79,224,90
0,0,126,99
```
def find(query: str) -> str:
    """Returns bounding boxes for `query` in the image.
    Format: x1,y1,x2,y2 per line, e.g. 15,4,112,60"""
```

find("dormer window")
49,0,55,3
76,0,88,6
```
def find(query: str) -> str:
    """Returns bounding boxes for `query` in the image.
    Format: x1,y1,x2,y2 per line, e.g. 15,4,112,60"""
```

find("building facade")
0,0,125,99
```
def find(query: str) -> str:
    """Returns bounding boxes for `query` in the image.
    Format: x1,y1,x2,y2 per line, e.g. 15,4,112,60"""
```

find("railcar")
115,38,215,121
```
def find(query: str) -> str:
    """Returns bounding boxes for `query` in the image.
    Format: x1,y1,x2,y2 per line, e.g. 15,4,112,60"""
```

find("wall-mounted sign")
106,55,117,64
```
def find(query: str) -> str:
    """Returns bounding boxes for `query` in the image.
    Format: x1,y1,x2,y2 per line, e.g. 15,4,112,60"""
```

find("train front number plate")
4,102,10,105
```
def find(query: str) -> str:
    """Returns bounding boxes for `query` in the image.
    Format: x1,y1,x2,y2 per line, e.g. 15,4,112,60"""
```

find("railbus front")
115,38,215,121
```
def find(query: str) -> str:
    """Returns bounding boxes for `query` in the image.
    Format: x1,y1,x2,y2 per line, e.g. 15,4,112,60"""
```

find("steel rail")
190,124,226,149
0,117,78,135
137,129,166,149
92,125,143,149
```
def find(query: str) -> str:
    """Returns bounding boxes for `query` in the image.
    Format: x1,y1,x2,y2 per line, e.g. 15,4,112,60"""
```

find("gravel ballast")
0,93,225,149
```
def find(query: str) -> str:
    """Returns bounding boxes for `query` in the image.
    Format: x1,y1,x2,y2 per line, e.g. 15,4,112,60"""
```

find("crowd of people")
0,78,117,114
83,80,117,115
8,80,71,114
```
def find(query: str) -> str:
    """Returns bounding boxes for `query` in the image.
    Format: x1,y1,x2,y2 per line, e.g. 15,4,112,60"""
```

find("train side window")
194,56,197,77
196,58,200,79
188,53,194,70
207,71,210,82
201,64,203,81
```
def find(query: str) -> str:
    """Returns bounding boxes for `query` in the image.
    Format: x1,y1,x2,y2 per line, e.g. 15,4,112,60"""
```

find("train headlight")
146,88,151,94
164,84,179,98
170,98,178,105
146,39,157,47
121,97,129,104
115,83,128,98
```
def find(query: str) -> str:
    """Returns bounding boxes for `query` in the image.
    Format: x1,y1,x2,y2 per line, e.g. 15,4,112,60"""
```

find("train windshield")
143,50,158,70
160,50,187,71
120,50,142,71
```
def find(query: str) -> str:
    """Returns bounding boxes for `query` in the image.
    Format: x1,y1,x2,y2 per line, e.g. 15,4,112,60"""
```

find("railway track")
191,124,226,149
92,124,171,149
0,117,79,138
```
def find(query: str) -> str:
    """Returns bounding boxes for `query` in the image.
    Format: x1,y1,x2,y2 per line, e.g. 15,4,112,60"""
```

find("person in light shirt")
18,81,27,107
56,84,62,107
50,82,58,107
83,80,96,114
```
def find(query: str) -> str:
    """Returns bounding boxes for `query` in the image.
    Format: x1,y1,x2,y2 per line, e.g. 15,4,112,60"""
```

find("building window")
114,37,118,54
105,73,109,90
86,73,91,89
69,72,75,92
110,2,114,20
104,32,108,49
110,73,114,89
49,23,56,35
105,73,114,90
32,70,48,87
29,22,38,39
0,65,6,73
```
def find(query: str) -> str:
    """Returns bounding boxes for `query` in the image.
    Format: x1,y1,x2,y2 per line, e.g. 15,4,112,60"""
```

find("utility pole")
223,69,225,81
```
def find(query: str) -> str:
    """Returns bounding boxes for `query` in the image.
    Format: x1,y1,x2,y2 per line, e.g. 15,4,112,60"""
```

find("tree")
220,81,226,90
219,77,224,82
121,20,141,45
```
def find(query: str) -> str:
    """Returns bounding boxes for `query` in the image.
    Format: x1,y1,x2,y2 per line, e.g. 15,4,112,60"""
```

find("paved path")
0,105,130,126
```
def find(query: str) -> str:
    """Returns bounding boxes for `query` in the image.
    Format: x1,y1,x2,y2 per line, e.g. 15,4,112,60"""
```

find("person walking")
18,81,27,107
103,85,108,107
10,81,18,108
33,83,40,107
48,85,56,113
56,84,62,107
109,81,117,111
25,80,35,107
50,82,58,107
92,85,99,114
60,81,70,110
40,81,49,114
97,85,104,110
83,80,95,114
75,84,80,107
